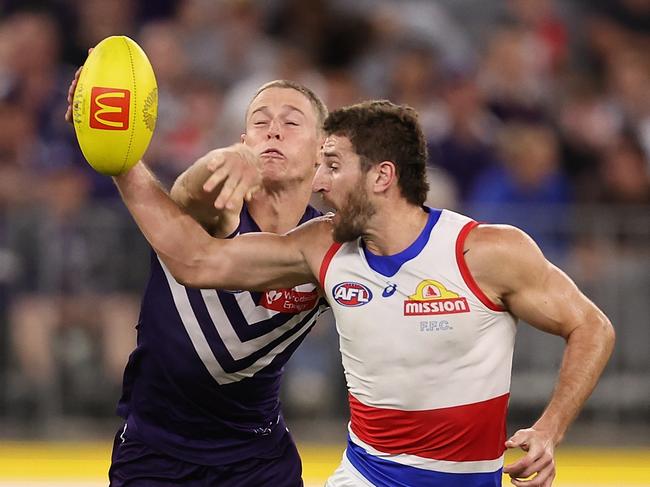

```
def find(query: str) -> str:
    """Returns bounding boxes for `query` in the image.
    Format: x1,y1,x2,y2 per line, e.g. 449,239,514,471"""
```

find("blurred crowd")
0,0,648,429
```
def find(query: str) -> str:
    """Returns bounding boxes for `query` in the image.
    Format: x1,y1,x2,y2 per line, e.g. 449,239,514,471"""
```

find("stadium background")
0,0,648,485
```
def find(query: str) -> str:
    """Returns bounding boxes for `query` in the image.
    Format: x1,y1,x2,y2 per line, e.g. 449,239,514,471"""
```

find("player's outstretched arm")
115,161,328,290
170,143,262,237
463,225,615,487
64,63,257,238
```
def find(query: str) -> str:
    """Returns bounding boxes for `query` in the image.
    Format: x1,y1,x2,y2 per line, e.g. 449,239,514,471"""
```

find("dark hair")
323,100,429,206
248,79,328,128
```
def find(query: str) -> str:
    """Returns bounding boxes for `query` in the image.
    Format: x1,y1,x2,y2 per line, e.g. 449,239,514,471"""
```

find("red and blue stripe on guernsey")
346,393,507,486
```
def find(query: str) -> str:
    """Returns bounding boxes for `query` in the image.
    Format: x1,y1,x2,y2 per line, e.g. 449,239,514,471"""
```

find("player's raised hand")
503,428,556,487
202,143,262,210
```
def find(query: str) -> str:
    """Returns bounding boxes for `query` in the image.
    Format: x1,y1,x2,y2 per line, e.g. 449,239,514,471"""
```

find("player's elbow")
567,310,615,362
159,253,202,288
579,311,616,361
161,243,226,289
598,315,616,359
169,260,203,288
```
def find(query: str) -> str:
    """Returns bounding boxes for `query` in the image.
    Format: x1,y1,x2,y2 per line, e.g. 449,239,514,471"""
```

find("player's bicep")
487,227,603,339
467,224,600,339
504,260,597,339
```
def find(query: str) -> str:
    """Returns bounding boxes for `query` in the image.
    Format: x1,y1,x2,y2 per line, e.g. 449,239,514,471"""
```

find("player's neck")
363,202,429,256
247,184,313,234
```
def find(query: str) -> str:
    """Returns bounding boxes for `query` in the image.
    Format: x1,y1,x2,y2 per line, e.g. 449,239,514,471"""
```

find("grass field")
0,441,649,486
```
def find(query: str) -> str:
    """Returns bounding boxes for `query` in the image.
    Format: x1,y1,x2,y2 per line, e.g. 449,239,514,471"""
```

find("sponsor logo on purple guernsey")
332,282,373,307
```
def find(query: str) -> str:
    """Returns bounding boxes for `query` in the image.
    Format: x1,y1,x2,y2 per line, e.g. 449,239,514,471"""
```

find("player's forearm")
533,313,615,444
170,155,214,207
114,161,219,285
170,163,225,235
114,162,311,291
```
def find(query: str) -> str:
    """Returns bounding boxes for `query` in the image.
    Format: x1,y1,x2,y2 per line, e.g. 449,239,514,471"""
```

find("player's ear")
240,133,246,144
373,161,396,194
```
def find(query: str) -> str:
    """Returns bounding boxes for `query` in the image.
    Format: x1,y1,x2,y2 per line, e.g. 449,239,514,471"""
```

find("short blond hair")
247,80,328,129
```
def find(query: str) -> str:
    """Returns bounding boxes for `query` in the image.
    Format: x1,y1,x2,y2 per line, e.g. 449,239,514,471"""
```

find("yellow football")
72,35,157,176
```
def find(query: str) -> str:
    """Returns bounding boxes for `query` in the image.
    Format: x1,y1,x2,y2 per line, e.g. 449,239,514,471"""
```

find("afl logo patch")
332,282,373,307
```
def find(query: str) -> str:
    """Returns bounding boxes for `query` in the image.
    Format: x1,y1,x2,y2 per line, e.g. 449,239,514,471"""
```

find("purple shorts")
109,425,303,487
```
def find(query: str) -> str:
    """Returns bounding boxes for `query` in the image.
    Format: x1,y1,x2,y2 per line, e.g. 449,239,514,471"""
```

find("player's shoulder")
465,223,537,253
463,224,546,283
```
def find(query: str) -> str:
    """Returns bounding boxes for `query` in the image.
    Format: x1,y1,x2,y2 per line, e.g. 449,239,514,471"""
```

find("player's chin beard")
333,188,375,243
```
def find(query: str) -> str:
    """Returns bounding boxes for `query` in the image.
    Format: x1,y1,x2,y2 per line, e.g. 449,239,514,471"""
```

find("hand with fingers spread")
201,143,262,210
503,427,556,487
170,143,262,237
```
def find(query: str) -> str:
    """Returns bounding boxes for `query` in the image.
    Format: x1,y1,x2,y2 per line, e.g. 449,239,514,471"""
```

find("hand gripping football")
72,35,158,175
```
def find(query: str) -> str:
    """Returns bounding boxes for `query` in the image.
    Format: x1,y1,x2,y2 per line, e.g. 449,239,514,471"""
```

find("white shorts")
325,450,374,487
